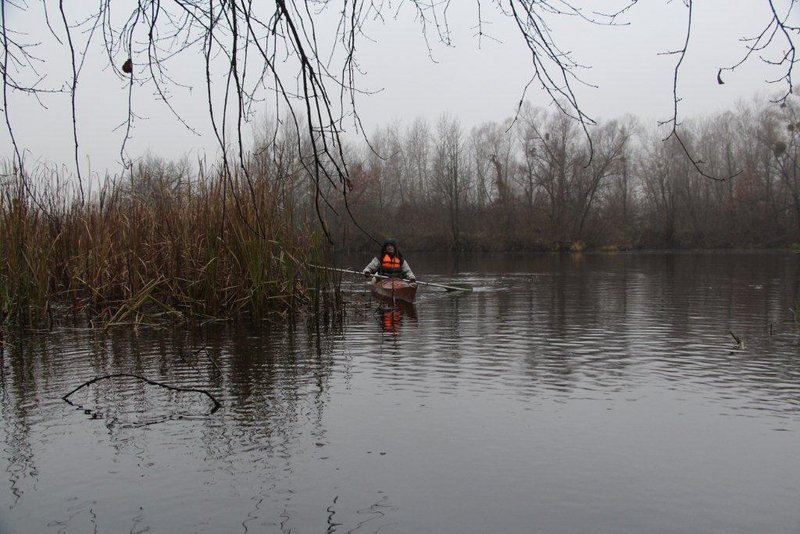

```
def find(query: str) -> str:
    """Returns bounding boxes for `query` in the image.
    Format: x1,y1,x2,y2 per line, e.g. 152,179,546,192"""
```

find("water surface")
1,252,799,533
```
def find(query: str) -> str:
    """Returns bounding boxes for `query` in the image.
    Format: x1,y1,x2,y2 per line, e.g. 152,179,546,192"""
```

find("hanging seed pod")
122,58,132,74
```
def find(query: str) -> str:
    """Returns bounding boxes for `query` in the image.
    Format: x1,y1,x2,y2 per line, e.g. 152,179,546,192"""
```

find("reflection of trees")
535,254,800,407
177,321,341,464
413,253,800,408
0,320,344,501
1,332,40,506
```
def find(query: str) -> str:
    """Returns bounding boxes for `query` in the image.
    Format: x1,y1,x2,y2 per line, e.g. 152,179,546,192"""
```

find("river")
1,252,799,533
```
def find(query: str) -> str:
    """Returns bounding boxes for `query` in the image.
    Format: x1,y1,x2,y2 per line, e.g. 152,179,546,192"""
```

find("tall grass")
0,159,335,327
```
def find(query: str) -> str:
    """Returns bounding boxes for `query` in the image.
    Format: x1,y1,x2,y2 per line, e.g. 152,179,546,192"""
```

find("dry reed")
0,159,335,327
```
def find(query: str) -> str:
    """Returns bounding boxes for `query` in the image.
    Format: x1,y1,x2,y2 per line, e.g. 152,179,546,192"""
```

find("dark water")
1,252,799,533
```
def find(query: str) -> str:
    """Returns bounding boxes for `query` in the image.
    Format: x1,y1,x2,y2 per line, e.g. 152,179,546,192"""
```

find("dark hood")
380,238,402,260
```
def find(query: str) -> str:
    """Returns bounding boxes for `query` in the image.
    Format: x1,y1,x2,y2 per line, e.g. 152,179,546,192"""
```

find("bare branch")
718,0,797,105
661,0,740,182
59,0,84,203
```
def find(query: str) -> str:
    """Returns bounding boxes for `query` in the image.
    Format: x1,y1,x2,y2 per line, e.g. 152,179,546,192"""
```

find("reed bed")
0,161,335,327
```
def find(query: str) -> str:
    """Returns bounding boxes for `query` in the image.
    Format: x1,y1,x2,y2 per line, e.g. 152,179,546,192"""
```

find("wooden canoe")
369,277,417,304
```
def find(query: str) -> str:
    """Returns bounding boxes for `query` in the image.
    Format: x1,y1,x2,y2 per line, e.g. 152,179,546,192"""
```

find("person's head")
382,238,399,257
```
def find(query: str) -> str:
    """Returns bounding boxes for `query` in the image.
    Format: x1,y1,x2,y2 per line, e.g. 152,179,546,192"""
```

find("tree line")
323,97,800,252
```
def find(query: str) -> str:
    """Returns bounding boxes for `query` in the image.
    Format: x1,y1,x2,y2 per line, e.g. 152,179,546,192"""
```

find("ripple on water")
1,253,799,533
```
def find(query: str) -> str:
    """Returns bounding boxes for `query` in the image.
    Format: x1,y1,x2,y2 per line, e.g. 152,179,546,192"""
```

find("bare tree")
640,134,693,246
772,99,800,237
124,154,191,205
517,107,540,214
520,108,581,242
432,115,470,249
406,118,432,206
732,101,787,240
570,120,630,240
471,125,496,209
470,121,515,208
1,0,797,239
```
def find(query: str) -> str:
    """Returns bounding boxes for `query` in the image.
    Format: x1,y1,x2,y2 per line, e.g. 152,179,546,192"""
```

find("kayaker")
363,238,416,282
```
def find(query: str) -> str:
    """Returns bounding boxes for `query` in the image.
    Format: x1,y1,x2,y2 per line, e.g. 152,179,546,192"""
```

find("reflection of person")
374,301,417,336
362,238,415,281
381,308,403,336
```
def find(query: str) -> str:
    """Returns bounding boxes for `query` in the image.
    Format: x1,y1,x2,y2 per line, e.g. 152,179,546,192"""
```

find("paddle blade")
443,283,472,292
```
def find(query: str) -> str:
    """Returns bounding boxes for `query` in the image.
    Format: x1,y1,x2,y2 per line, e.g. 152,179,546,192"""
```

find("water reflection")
0,252,798,533
374,303,417,337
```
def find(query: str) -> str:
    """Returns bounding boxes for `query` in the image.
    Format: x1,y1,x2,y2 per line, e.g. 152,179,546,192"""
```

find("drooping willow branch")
62,373,222,414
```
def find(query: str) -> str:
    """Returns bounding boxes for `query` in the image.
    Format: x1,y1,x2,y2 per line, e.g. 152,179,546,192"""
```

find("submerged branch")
62,373,222,414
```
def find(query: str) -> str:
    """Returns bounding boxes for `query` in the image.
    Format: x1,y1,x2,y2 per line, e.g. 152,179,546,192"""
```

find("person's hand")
408,277,416,283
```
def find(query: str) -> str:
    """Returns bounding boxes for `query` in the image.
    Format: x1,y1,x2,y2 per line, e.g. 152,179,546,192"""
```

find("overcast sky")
356,1,786,124
1,1,797,181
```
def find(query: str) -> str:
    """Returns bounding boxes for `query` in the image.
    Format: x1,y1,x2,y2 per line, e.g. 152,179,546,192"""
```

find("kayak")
369,277,417,304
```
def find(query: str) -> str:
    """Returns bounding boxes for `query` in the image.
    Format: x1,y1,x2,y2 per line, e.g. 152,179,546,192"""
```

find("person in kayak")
363,238,416,281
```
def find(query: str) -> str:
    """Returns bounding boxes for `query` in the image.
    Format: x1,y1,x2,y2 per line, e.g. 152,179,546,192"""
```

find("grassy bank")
0,163,335,327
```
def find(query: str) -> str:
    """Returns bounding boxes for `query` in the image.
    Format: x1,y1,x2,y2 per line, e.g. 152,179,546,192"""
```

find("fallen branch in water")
62,373,221,414
729,331,744,349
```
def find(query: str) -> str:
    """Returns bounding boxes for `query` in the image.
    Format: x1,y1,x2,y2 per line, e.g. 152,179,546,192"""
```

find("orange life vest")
379,253,402,276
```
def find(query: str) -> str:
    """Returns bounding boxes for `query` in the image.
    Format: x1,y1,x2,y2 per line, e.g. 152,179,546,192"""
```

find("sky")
353,1,795,126
1,1,797,182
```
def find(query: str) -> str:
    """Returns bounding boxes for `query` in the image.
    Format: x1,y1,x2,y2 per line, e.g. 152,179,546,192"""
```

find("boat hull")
369,277,417,304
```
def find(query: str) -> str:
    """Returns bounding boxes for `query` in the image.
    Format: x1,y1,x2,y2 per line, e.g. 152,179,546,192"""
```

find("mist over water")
1,252,799,533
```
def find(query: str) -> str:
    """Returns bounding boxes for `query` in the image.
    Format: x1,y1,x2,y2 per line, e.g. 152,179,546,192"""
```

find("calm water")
1,252,799,533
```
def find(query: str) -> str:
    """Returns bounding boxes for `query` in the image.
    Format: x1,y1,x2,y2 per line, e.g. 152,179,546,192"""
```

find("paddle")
309,265,472,292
